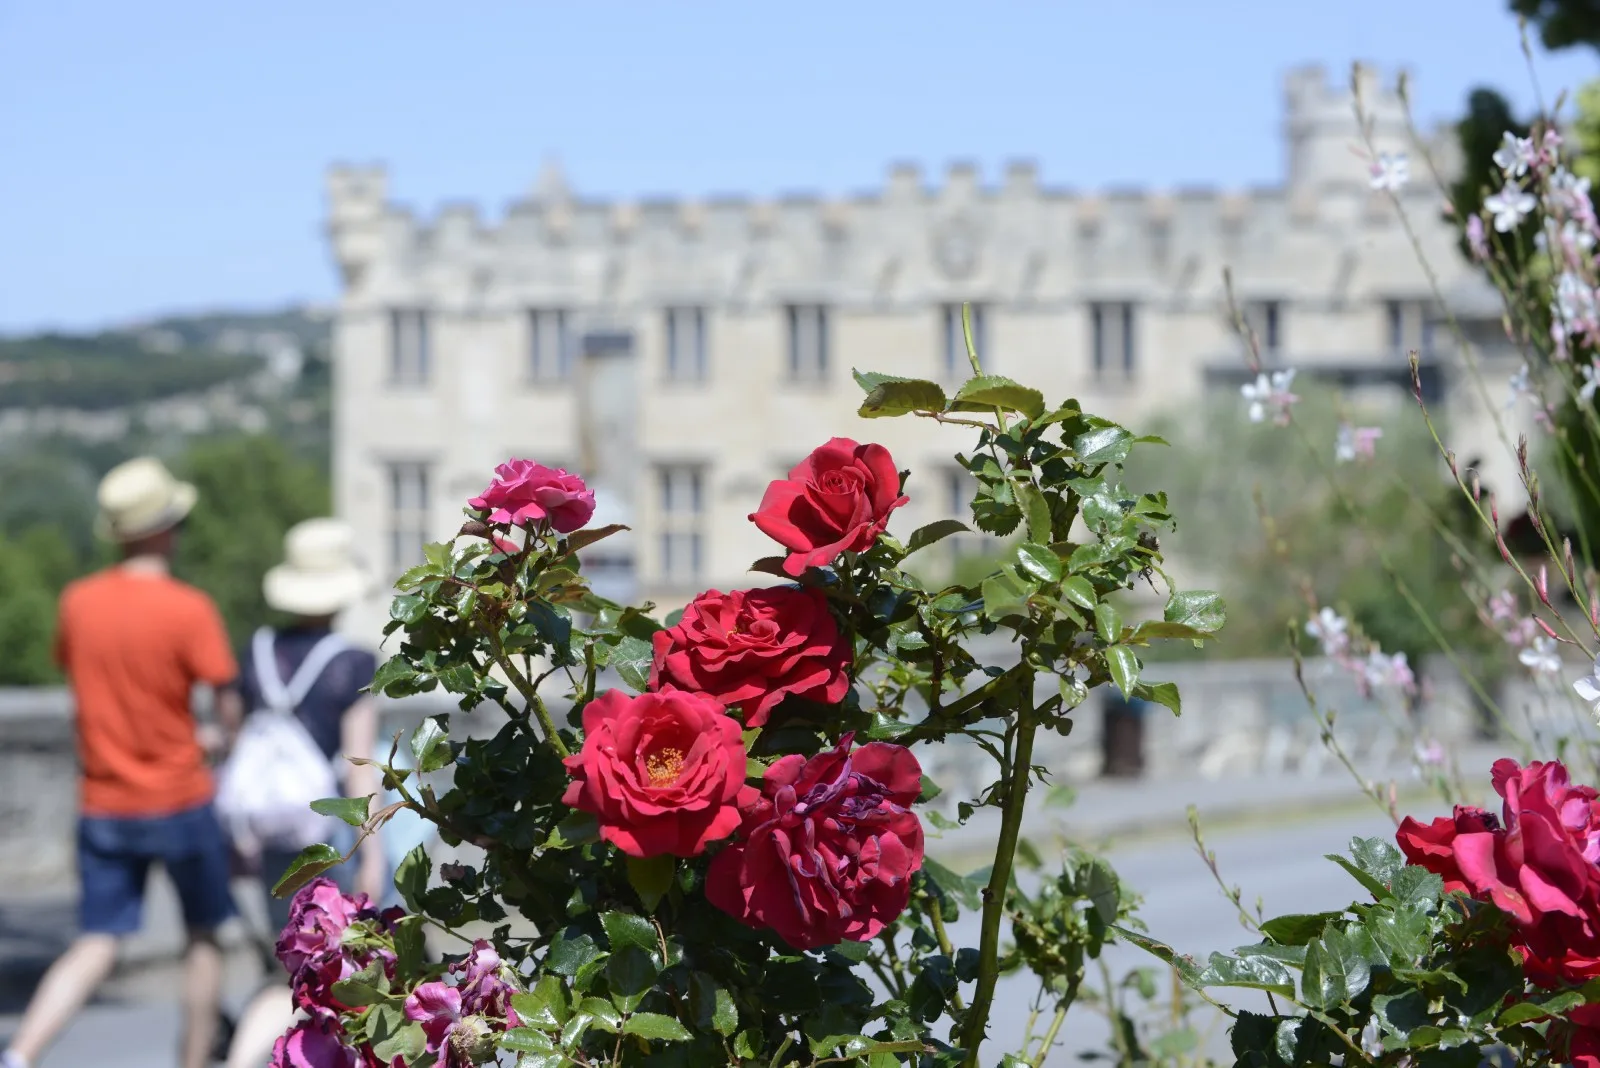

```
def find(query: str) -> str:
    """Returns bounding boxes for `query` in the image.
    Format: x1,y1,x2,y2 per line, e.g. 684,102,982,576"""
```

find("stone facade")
326,63,1517,644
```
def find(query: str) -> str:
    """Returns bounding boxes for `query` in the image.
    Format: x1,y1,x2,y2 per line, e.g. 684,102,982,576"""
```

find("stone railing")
0,655,1505,891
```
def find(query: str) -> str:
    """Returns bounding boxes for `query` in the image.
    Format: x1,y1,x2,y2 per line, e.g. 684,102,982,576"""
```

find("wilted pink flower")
1335,424,1382,463
454,941,518,1022
275,879,398,1025
405,983,464,1063
468,459,596,534
269,1022,361,1068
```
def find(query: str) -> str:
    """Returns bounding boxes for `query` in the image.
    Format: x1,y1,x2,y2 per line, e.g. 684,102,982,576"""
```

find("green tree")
173,434,331,648
0,529,75,684
1510,0,1600,52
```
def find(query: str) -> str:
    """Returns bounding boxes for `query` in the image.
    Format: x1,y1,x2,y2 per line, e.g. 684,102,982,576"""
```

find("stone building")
325,64,1516,644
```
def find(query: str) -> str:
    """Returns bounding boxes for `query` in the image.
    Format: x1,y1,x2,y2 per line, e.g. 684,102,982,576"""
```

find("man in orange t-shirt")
2,457,242,1068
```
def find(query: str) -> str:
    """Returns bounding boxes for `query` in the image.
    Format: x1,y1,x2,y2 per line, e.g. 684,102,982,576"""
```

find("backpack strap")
251,627,349,713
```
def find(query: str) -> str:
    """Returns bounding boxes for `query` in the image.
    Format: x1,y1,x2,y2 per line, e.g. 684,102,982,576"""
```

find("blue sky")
1,1,1596,333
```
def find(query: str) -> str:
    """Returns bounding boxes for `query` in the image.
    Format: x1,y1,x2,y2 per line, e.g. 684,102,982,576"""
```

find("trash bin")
1101,690,1150,779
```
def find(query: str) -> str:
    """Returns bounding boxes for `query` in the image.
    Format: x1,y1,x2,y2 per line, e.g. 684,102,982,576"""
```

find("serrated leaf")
859,377,948,418
905,519,970,555
1131,620,1212,642
310,795,371,828
981,570,1031,620
922,856,982,910
1073,425,1133,466
600,911,659,955
1106,646,1139,697
1093,601,1122,642
547,931,604,977
564,523,629,555
271,843,343,898
577,997,622,1031
1259,912,1341,946
409,716,452,773
1163,590,1226,634
949,374,1046,418
1196,953,1295,997
369,655,418,695
388,593,428,625
625,855,675,913
1132,680,1180,716
1110,925,1203,985
1015,542,1063,583
611,634,654,691
621,1013,692,1042
1059,575,1096,610
499,1027,557,1053
1016,483,1053,544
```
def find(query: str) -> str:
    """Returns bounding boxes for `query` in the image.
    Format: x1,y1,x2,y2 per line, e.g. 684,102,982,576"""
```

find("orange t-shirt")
54,567,238,817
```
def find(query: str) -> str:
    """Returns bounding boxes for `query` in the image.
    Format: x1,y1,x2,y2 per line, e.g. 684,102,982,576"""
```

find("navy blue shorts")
77,802,238,935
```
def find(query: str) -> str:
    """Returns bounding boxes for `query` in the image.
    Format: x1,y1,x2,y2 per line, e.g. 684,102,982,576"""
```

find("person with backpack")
2,458,240,1068
214,518,384,1068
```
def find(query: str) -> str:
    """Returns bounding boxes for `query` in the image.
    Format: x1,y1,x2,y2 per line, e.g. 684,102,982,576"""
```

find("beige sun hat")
263,518,372,617
95,456,198,542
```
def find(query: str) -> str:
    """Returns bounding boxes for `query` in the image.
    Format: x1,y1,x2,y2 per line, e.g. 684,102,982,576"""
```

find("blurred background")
2,2,1597,1063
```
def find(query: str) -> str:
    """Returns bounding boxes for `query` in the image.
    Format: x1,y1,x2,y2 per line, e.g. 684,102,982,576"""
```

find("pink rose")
561,689,755,858
650,585,851,727
468,459,596,534
269,1022,361,1068
750,438,908,576
706,734,924,950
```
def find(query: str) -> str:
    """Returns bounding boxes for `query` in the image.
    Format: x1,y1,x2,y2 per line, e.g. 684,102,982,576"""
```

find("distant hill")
0,306,330,411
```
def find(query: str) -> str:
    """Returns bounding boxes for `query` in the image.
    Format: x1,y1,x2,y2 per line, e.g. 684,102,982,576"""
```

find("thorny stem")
961,671,1037,1067
482,616,571,757
1187,806,1262,934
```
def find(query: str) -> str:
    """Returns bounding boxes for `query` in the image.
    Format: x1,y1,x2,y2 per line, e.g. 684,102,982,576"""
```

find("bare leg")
179,928,224,1068
224,986,297,1068
5,934,119,1065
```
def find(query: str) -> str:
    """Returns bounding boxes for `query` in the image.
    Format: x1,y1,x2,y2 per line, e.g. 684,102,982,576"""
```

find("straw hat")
95,456,198,542
263,518,371,617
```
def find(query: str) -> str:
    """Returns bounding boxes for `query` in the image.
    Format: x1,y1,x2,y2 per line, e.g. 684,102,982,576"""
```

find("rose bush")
649,584,851,727
267,356,1227,1066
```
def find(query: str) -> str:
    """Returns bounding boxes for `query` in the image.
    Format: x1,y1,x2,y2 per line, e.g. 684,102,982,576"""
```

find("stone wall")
0,654,1494,890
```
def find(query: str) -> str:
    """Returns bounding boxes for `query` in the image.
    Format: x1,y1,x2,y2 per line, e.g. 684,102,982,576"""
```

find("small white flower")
1369,152,1409,192
1575,653,1600,718
1361,1016,1385,1059
1240,369,1299,426
1306,607,1349,656
1413,738,1446,768
1364,650,1416,694
1492,132,1536,178
1485,181,1537,233
1555,271,1599,326
1550,166,1593,211
1582,361,1600,404
1506,362,1532,410
1520,635,1562,674
1240,374,1270,423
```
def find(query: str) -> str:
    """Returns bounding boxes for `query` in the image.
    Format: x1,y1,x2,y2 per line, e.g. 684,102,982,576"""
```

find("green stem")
961,677,1037,1066
927,901,967,1013
483,618,571,757
1030,1007,1067,1068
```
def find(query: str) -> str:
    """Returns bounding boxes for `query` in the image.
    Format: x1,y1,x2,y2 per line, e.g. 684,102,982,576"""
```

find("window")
1243,300,1283,361
388,309,430,385
528,308,571,381
665,307,707,381
1090,302,1137,378
1387,299,1434,357
786,305,830,382
657,465,705,584
942,303,985,377
386,462,431,570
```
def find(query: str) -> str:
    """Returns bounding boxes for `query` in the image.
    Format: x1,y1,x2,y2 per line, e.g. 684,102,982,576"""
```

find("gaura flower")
1520,636,1562,675
1368,152,1409,192
1485,181,1537,233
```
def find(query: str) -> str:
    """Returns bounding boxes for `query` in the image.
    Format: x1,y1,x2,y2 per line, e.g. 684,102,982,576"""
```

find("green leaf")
859,377,948,418
922,857,981,910
310,795,370,828
1196,953,1295,998
1017,483,1053,544
1059,575,1096,610
1093,601,1122,642
1368,903,1433,969
409,716,452,773
368,1005,427,1064
1109,925,1203,986
511,976,571,1031
625,855,675,913
1497,988,1589,1026
611,634,654,691
564,523,629,554
577,996,622,1032
950,374,1046,418
1373,989,1432,1042
1130,620,1212,642
1335,836,1406,899
621,1013,692,1042
1163,590,1226,634
688,972,739,1036
607,946,658,1013
499,1027,557,1054
546,809,600,849
1259,912,1340,947
1132,680,1181,716
388,593,428,625
330,977,390,1007
981,570,1031,621
904,519,970,555
393,844,431,912
1301,927,1375,1010
1073,425,1133,466
392,915,426,981
547,931,604,977
1391,865,1444,907
369,655,418,695
1106,646,1139,697
1015,542,1063,583
271,843,343,898
600,911,659,956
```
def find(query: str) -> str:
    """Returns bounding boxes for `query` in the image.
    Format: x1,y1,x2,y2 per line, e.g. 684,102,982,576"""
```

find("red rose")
649,586,852,727
561,689,754,858
1395,805,1499,894
749,438,908,577
1395,758,1600,985
468,459,596,534
705,734,924,950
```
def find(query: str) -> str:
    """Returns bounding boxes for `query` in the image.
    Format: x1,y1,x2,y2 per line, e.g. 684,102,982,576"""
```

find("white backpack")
216,628,347,857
